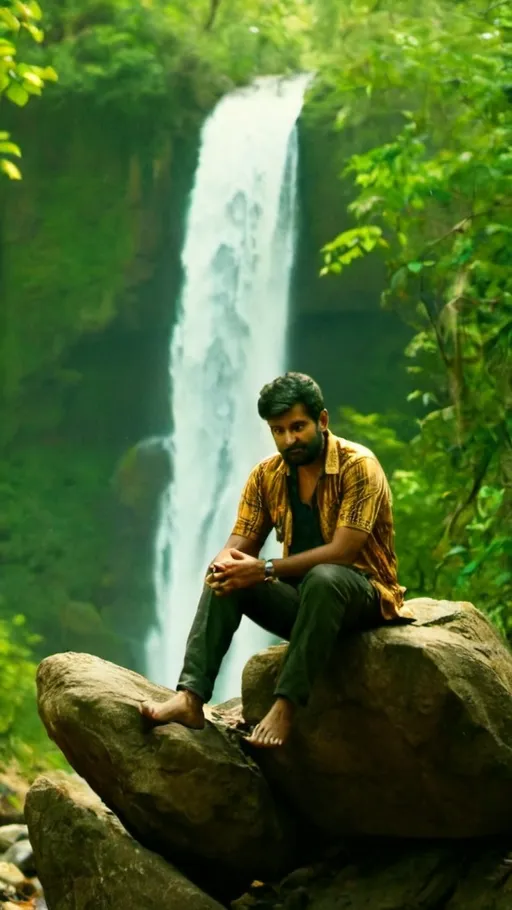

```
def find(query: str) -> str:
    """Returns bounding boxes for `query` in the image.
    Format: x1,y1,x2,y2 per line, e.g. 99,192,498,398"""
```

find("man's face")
268,403,328,467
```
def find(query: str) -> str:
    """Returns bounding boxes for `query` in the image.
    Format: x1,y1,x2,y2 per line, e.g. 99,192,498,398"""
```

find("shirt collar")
278,429,339,477
324,429,340,475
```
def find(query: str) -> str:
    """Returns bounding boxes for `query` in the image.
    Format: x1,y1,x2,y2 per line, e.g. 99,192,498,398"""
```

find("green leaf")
22,21,43,42
339,246,363,265
407,261,423,274
0,158,22,179
459,560,480,577
6,82,29,106
495,572,512,588
0,39,16,56
446,546,467,557
19,68,43,88
486,224,512,237
40,65,57,82
0,141,21,157
0,7,20,30
390,266,408,290
27,0,43,20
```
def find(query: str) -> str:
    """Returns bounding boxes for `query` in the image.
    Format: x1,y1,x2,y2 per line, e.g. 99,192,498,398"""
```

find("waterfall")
146,74,310,703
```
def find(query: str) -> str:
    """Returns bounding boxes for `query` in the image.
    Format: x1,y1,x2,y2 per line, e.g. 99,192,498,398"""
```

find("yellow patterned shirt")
231,430,404,620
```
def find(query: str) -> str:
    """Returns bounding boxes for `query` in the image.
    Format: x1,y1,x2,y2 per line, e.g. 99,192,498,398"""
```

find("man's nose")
284,432,297,447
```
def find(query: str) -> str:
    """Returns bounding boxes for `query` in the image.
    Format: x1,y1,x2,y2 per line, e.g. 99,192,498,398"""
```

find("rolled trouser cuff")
176,677,212,704
273,684,307,707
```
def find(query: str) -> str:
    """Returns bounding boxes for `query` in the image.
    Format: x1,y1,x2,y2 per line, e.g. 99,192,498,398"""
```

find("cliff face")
0,84,411,671
0,98,200,669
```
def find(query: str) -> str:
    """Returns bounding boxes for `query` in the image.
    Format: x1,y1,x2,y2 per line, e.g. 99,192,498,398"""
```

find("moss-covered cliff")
0,93,202,669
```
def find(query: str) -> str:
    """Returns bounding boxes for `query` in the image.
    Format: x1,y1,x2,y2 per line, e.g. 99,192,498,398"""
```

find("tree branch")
447,442,497,537
419,278,451,372
426,202,512,251
204,0,222,31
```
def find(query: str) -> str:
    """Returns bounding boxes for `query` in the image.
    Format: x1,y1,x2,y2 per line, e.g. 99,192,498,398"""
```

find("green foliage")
0,446,112,645
0,614,67,775
29,0,312,122
337,407,512,635
323,1,512,631
0,614,38,737
321,225,388,274
0,0,56,177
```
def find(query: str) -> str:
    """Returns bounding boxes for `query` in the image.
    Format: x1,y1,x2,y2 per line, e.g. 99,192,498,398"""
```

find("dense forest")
0,0,510,774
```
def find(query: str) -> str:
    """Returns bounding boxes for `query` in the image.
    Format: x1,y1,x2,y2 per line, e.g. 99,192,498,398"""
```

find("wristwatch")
264,559,276,582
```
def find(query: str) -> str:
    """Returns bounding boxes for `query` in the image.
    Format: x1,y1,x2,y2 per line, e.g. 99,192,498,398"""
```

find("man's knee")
201,582,251,609
302,563,352,591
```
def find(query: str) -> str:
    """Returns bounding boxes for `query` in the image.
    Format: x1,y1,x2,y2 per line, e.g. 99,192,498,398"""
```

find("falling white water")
146,74,310,702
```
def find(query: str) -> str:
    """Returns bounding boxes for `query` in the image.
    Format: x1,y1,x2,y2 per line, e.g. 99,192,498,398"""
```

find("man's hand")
208,547,232,570
206,549,265,596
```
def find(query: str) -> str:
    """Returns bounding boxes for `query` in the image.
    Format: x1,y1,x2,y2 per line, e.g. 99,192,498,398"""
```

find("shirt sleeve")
231,465,272,544
337,456,387,534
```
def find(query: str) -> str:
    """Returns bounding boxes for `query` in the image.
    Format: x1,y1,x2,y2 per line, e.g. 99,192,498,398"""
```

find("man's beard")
282,428,324,466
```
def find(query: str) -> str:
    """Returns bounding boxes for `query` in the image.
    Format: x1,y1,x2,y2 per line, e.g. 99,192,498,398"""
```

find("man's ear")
319,409,329,430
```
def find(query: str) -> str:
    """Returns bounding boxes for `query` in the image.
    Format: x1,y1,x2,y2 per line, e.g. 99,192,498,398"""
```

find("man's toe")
141,702,158,720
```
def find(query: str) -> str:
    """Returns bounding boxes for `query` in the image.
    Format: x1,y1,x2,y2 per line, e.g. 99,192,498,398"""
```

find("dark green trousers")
177,564,383,706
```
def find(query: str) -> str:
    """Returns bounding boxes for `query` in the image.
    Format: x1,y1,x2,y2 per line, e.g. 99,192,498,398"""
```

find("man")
141,372,406,748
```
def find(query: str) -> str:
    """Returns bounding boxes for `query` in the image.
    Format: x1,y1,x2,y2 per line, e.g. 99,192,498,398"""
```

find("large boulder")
25,774,224,910
232,838,512,910
36,653,294,897
242,598,512,838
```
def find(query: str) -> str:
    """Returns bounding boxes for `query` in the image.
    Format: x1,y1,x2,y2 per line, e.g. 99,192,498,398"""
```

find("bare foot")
139,690,205,728
245,697,294,748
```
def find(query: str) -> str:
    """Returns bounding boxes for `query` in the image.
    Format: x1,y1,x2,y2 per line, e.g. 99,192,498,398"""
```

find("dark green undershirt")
287,467,325,556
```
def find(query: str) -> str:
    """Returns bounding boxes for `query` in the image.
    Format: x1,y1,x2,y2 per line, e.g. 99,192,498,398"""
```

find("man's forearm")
271,543,348,579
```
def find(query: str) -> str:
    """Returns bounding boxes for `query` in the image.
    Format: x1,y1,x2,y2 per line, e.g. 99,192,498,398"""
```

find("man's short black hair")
257,372,325,423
